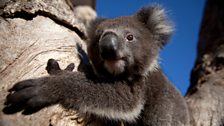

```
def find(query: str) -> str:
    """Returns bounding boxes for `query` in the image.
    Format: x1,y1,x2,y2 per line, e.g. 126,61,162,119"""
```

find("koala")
3,5,190,126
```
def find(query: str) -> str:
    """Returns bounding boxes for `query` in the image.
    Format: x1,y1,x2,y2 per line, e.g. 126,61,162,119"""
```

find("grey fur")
3,5,190,126
136,5,173,47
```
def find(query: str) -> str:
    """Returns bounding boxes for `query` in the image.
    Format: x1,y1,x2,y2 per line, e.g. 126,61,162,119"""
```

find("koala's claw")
6,87,34,105
3,102,26,114
3,78,56,115
46,59,75,75
3,59,73,115
64,63,75,71
8,79,37,92
46,59,61,75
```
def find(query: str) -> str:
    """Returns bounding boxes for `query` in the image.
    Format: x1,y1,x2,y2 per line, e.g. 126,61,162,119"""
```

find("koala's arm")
3,72,145,122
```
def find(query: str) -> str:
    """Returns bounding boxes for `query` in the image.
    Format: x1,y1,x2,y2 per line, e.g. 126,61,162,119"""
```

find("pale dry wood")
185,0,224,126
0,0,96,126
0,15,84,126
2,0,96,36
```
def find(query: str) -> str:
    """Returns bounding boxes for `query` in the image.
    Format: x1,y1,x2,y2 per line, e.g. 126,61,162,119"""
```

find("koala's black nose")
99,32,119,60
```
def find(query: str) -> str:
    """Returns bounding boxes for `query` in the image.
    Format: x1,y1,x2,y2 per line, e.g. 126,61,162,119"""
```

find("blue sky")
96,0,205,95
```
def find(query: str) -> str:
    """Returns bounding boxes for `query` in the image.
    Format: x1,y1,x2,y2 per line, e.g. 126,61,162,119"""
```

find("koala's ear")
136,5,173,46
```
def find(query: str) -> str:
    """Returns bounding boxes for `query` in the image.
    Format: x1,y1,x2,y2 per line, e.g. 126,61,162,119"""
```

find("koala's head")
87,5,173,78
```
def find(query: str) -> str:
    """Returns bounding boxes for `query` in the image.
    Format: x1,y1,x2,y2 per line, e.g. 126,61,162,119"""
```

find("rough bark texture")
185,0,224,126
0,0,96,126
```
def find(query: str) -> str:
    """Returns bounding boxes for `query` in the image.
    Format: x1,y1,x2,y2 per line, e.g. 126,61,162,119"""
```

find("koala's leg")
4,72,146,122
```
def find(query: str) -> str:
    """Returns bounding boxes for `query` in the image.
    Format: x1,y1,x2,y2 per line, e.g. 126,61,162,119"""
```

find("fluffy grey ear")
136,5,173,46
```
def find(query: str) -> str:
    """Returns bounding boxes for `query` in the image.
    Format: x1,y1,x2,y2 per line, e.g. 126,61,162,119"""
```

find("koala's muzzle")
99,32,119,60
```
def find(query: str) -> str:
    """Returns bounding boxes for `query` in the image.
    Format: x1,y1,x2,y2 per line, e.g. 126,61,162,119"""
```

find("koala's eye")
126,34,134,41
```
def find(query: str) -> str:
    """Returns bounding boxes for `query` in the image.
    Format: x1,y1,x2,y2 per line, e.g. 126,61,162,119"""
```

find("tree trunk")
0,0,97,126
185,0,224,126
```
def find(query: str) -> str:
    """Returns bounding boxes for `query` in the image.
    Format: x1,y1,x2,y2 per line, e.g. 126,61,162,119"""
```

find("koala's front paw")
46,58,75,75
3,78,59,115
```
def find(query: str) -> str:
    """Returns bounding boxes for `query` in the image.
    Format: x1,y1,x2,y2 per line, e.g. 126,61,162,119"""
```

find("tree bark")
0,0,97,126
185,0,224,126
